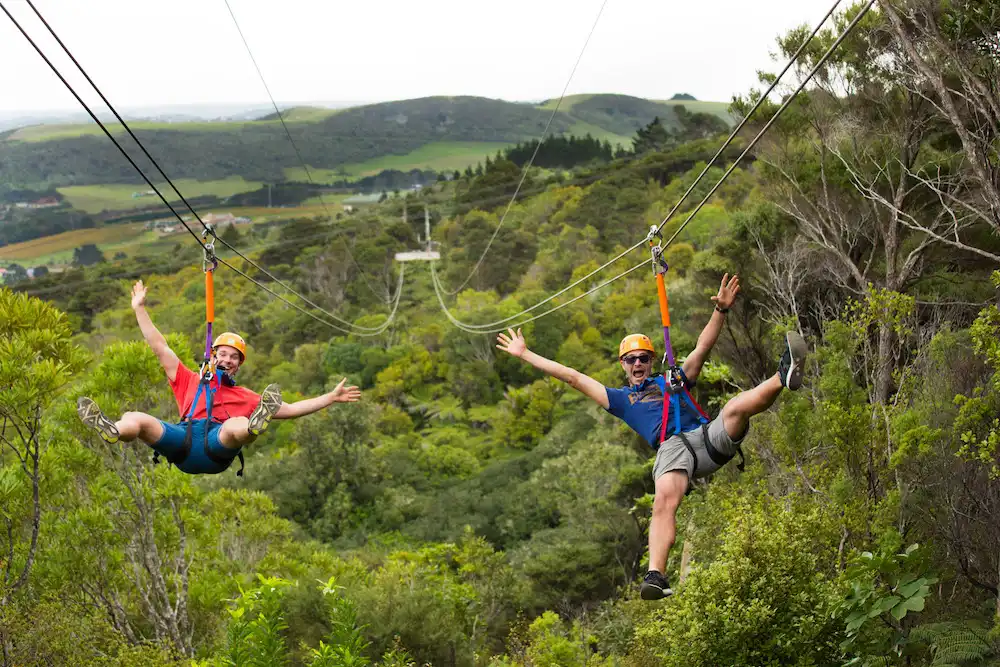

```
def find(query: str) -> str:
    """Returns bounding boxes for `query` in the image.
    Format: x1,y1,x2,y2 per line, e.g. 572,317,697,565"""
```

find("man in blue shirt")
496,273,807,600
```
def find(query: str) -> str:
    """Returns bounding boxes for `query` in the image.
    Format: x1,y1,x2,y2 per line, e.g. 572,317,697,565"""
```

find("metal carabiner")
201,225,218,272
647,225,667,276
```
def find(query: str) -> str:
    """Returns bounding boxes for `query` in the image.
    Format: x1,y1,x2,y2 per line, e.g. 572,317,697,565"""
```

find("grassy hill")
0,94,729,195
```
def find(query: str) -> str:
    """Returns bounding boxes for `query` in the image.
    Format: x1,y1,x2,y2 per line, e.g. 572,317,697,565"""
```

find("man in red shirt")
76,279,361,475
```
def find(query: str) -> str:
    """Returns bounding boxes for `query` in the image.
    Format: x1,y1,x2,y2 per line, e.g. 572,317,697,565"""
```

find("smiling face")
620,351,654,386
213,345,243,375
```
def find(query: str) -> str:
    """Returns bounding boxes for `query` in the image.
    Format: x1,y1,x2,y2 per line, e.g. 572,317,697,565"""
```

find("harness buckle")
667,365,686,392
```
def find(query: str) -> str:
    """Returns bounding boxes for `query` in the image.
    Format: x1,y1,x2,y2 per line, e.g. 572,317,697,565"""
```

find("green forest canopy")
2,3,1000,665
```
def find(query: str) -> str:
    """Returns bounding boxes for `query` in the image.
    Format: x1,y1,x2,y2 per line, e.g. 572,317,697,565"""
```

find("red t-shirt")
169,363,262,422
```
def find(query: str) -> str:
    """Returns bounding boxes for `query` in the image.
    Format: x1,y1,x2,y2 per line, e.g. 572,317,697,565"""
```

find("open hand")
712,273,740,310
330,377,361,403
131,280,147,310
496,328,527,358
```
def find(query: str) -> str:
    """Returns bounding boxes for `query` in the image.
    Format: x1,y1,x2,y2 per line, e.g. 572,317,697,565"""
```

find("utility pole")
424,204,431,246
394,204,440,262
267,183,272,208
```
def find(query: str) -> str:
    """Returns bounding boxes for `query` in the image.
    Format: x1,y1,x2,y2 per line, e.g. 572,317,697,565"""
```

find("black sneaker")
248,384,282,436
77,397,120,444
640,570,673,600
778,331,808,390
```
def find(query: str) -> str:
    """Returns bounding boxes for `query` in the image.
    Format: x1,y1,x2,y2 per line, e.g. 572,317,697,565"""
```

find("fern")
910,622,996,667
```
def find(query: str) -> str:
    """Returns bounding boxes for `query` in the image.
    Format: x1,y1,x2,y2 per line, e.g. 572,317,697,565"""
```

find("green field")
535,94,596,112
6,120,270,143
57,177,264,214
565,122,633,148
656,99,736,122
0,201,341,266
298,193,351,207
274,106,342,122
284,141,513,182
0,223,151,265
537,94,734,123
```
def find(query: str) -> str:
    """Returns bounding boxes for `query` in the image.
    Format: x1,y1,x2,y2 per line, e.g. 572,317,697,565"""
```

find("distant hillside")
0,94,733,194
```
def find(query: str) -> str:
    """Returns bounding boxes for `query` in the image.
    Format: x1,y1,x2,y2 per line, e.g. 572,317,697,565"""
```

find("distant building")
342,193,384,206
203,212,236,226
14,196,61,209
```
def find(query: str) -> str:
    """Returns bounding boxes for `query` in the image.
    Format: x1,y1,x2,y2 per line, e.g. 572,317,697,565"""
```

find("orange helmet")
619,334,655,359
212,332,247,362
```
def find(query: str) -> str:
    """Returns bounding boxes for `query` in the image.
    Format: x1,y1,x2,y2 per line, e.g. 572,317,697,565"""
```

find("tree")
879,0,1000,257
2,264,26,286
72,243,105,267
632,116,671,154
631,494,843,666
736,4,999,405
0,289,88,613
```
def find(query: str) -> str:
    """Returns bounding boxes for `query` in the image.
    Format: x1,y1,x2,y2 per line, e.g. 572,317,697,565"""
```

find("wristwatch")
715,305,730,314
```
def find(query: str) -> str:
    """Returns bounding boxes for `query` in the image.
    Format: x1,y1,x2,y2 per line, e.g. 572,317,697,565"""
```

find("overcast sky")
0,0,839,114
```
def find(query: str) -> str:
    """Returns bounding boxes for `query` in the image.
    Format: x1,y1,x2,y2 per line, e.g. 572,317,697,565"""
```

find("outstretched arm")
274,378,361,419
682,273,739,383
497,328,610,409
132,280,181,382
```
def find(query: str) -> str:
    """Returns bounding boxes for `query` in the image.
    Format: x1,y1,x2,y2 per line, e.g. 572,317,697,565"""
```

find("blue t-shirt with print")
605,372,706,447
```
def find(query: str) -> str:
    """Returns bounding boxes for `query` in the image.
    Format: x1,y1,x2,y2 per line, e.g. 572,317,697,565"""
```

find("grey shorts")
652,415,746,481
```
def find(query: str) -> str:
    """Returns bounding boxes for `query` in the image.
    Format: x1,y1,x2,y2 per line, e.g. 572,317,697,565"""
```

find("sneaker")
247,384,282,436
77,397,120,444
778,331,808,390
639,570,673,600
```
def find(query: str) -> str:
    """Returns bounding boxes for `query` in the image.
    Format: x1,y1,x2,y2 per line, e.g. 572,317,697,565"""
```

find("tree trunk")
679,516,696,585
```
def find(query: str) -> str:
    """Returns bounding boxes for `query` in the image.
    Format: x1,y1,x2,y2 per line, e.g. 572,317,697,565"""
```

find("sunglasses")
622,353,652,365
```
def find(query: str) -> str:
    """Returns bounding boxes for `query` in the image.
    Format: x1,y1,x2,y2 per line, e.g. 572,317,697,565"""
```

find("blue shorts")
154,419,241,475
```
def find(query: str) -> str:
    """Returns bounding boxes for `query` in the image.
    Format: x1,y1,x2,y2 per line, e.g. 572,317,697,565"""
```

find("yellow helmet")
619,333,655,359
212,332,247,362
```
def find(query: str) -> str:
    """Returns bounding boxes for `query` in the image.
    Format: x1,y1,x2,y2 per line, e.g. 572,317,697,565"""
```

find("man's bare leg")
721,331,808,439
648,469,688,571
642,469,687,599
219,416,254,449
720,374,784,440
116,411,165,444
218,384,282,449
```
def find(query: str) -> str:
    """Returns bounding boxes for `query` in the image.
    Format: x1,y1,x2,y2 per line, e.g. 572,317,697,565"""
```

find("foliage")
631,493,844,667
6,9,1000,663
835,544,937,664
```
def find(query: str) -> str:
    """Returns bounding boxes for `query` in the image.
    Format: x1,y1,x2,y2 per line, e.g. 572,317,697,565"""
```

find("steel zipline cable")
222,0,390,305
431,0,876,334
4,0,400,336
439,0,610,295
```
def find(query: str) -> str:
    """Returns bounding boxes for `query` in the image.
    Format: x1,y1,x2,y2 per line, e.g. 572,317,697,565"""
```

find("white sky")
0,0,838,113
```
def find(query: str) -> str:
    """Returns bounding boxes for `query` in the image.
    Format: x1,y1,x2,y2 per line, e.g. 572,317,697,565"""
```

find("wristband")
715,305,730,314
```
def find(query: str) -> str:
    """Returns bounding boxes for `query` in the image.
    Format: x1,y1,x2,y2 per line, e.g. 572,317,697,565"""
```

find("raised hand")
496,328,527,358
711,273,740,310
131,280,148,310
330,377,362,403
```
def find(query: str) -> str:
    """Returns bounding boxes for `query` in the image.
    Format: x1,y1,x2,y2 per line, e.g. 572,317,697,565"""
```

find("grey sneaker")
77,397,120,444
778,331,808,390
247,384,282,436
640,570,673,600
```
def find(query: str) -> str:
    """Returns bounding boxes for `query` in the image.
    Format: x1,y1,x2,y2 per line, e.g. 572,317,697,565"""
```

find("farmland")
57,177,264,214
